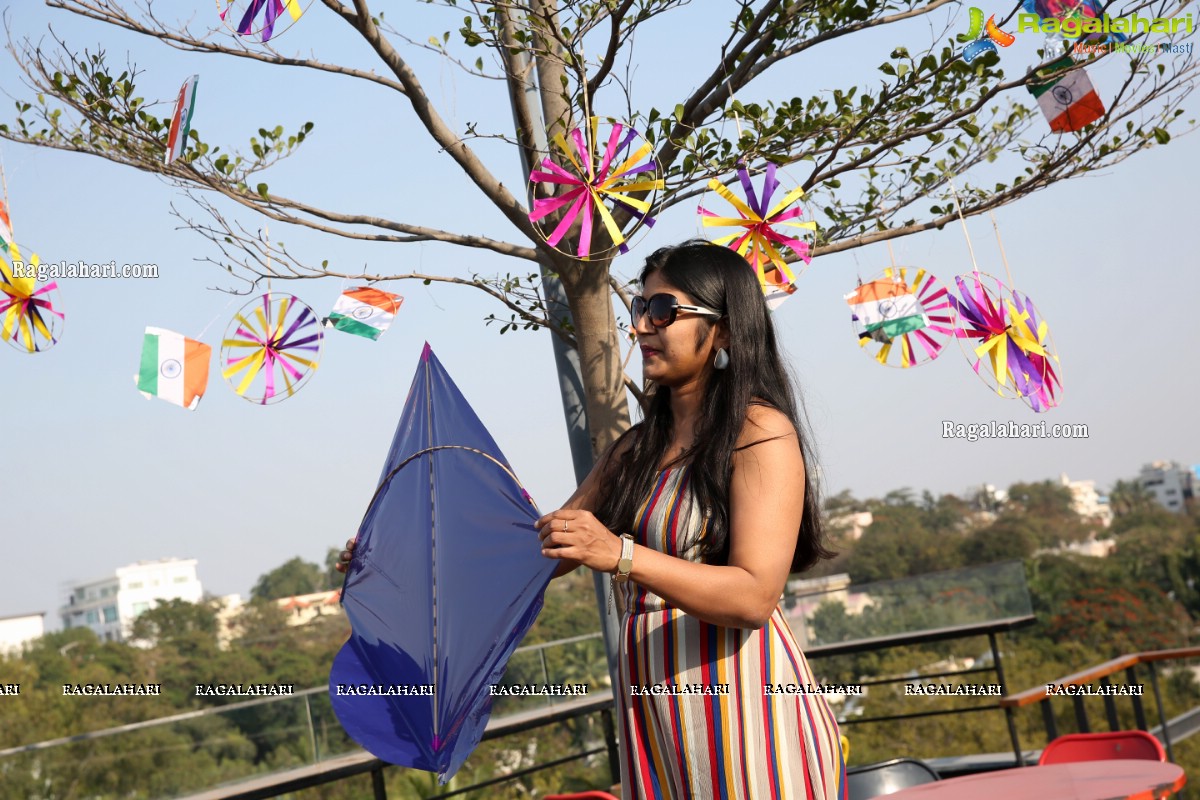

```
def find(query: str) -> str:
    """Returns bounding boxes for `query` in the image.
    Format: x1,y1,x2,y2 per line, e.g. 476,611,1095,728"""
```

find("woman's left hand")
536,510,623,574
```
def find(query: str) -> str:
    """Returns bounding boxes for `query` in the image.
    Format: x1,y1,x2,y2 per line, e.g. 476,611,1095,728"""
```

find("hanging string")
264,223,272,297
946,178,981,275
989,211,1018,292
195,291,241,342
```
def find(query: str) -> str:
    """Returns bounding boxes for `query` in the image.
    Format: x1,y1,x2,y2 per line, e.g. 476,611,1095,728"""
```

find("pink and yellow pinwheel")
1012,289,1063,412
1,241,65,354
846,268,954,369
699,162,816,308
528,117,662,261
949,272,1061,408
218,0,308,42
220,293,322,404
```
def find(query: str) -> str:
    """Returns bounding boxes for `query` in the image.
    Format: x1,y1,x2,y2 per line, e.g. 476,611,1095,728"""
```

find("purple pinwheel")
218,0,308,43
949,272,1058,403
528,117,663,261
220,293,322,404
699,162,817,308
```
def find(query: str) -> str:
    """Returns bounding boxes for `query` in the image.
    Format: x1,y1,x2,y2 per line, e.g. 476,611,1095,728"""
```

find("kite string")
195,292,241,341
947,178,981,276
989,211,1018,292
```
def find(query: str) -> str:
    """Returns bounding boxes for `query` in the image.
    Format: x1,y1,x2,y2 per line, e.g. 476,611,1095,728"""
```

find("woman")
537,240,845,799
341,241,845,798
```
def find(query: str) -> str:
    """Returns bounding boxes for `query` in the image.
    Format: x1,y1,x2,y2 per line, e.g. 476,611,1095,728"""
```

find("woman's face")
634,271,727,387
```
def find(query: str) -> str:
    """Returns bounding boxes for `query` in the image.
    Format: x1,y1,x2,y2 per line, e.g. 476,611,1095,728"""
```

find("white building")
1139,461,1194,513
0,612,45,655
60,558,203,642
1059,473,1113,527
827,511,873,541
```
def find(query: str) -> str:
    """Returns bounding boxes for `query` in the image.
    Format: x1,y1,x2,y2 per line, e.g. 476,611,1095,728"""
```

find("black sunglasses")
631,293,722,329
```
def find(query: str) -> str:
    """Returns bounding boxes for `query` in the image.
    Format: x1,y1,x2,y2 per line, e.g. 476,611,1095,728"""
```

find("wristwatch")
613,535,635,583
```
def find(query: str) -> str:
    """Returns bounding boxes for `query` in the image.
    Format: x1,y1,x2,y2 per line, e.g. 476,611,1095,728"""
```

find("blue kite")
330,343,556,782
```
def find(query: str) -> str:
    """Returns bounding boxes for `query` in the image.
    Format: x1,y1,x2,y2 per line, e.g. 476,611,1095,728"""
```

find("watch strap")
613,534,635,583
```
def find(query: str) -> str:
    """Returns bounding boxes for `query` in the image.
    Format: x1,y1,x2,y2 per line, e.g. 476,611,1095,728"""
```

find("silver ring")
563,520,569,532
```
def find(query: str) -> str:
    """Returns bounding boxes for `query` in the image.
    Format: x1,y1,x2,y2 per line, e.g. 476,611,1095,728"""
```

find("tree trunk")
559,261,631,459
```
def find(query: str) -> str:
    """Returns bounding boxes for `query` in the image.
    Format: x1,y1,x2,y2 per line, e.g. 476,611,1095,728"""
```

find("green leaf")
256,183,269,199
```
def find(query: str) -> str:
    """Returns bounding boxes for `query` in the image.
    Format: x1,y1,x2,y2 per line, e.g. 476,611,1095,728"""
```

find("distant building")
1036,538,1117,559
276,589,343,626
213,590,344,650
0,612,45,655
827,511,873,540
1058,473,1113,527
59,558,203,643
1138,461,1195,513
963,483,1008,510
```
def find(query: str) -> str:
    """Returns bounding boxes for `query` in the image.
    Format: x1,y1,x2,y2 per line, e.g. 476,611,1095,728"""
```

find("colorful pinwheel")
220,293,322,404
528,117,662,261
949,272,1058,402
698,163,816,309
1012,289,1063,412
218,0,309,42
1,241,64,354
845,268,953,368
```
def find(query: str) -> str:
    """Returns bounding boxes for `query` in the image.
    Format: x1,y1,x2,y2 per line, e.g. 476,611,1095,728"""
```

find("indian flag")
165,75,199,166
136,327,211,410
1029,57,1104,133
325,287,403,341
0,200,12,252
845,279,928,340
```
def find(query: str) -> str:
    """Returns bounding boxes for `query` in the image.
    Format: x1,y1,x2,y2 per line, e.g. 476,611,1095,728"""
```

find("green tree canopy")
250,556,324,601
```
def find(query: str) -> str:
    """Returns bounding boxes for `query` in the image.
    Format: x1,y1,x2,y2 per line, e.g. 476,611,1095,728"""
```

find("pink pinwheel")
1,241,64,354
528,117,662,261
218,0,308,42
845,268,954,368
949,272,1059,403
699,162,816,308
1012,289,1063,412
221,293,322,404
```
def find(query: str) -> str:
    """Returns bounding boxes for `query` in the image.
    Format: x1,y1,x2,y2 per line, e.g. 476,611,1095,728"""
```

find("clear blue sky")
2,2,1197,624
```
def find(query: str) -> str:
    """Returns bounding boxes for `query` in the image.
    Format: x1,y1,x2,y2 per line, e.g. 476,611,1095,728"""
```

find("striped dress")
615,466,847,800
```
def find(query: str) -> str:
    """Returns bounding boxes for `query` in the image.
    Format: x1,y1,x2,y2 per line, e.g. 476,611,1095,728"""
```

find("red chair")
543,793,620,800
1038,731,1166,765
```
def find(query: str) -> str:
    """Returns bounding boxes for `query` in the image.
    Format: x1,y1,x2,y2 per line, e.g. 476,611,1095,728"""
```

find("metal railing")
1000,645,1200,765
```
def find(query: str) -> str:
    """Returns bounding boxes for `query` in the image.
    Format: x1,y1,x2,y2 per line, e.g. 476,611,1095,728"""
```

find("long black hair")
596,240,832,574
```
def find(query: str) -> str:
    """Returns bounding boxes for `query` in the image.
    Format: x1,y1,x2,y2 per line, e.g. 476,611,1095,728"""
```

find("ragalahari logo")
958,7,1016,62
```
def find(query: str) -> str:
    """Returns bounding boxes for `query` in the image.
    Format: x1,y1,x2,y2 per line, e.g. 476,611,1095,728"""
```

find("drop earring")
714,348,729,370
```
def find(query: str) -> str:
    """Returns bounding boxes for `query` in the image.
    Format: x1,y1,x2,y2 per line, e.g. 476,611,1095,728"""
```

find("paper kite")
220,292,322,404
1028,57,1104,133
845,268,953,368
136,327,212,411
324,287,403,341
528,116,663,261
1,241,64,354
218,0,309,42
949,272,1061,406
699,162,816,309
164,75,199,166
331,343,556,782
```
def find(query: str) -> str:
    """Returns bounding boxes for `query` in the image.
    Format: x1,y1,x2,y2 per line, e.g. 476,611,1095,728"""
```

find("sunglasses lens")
632,294,678,327
648,295,676,327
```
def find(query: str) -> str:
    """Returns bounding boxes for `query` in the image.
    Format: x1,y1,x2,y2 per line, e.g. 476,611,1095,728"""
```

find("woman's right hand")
334,538,356,573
